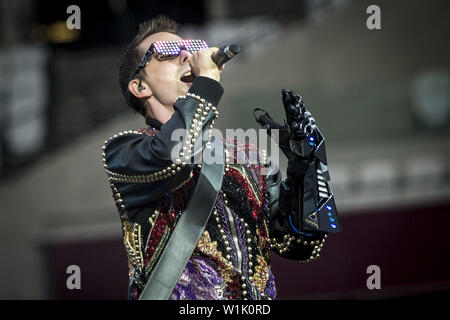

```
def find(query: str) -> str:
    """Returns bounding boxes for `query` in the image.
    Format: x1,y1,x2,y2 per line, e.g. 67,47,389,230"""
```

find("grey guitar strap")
138,148,224,300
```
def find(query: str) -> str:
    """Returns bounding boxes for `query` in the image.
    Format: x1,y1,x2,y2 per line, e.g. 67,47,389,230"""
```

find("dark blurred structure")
33,0,207,49
0,0,209,178
0,0,449,299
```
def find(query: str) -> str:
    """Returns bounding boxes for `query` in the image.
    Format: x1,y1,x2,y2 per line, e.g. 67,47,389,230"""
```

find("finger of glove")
281,89,302,125
291,121,300,132
281,89,293,105
290,120,307,139
281,89,299,111
293,93,304,107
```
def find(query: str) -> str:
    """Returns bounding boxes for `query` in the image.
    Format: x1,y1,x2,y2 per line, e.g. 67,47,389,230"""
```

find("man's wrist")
198,70,220,82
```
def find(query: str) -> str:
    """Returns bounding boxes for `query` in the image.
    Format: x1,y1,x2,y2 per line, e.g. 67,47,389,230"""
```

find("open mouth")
180,70,196,83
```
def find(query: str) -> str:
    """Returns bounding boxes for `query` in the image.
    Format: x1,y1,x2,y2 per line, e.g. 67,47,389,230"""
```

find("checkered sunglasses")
130,39,209,80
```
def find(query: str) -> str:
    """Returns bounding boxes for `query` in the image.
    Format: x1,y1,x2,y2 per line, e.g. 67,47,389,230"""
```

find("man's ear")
128,79,152,99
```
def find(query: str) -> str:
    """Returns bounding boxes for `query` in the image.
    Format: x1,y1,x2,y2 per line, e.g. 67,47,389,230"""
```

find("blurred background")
0,0,449,299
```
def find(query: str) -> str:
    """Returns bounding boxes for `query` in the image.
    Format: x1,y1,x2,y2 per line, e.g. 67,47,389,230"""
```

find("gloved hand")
281,89,316,138
254,89,320,162
281,89,319,159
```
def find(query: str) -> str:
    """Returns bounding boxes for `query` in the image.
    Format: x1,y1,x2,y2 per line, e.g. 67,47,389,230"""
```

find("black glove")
281,89,320,159
255,89,340,235
254,89,320,161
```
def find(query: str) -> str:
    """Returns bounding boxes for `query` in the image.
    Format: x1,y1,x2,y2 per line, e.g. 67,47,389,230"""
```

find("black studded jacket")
102,76,327,300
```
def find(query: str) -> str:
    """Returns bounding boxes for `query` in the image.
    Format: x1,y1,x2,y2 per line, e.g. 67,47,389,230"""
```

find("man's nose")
178,49,191,64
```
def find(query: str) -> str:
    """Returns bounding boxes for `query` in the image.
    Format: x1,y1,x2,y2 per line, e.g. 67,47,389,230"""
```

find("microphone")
211,44,241,68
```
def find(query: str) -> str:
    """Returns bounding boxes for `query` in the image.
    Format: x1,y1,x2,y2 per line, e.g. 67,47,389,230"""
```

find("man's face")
137,32,194,109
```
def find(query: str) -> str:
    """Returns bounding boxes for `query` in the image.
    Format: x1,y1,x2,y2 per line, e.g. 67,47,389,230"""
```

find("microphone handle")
211,44,241,68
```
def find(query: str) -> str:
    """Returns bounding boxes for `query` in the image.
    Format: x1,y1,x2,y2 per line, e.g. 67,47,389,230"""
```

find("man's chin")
177,82,193,98
180,81,193,94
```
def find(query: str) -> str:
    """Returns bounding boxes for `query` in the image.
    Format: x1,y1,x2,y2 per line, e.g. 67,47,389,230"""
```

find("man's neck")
145,101,175,125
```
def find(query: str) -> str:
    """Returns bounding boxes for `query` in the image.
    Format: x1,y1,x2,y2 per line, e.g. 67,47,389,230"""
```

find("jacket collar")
145,117,162,130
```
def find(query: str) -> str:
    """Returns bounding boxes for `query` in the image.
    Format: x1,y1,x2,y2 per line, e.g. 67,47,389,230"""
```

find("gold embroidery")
258,221,271,263
263,219,270,241
122,220,144,271
196,230,235,284
251,255,270,292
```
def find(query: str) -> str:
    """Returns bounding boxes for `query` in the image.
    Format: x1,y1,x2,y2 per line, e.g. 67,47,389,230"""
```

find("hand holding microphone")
189,44,241,82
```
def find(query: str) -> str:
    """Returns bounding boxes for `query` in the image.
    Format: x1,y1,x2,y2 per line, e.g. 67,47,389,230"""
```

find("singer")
102,15,340,300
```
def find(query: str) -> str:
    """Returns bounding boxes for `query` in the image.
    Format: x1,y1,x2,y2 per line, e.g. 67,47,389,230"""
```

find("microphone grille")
228,44,241,55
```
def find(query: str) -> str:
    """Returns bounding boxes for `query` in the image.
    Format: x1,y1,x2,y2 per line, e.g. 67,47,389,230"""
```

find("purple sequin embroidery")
170,255,225,300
